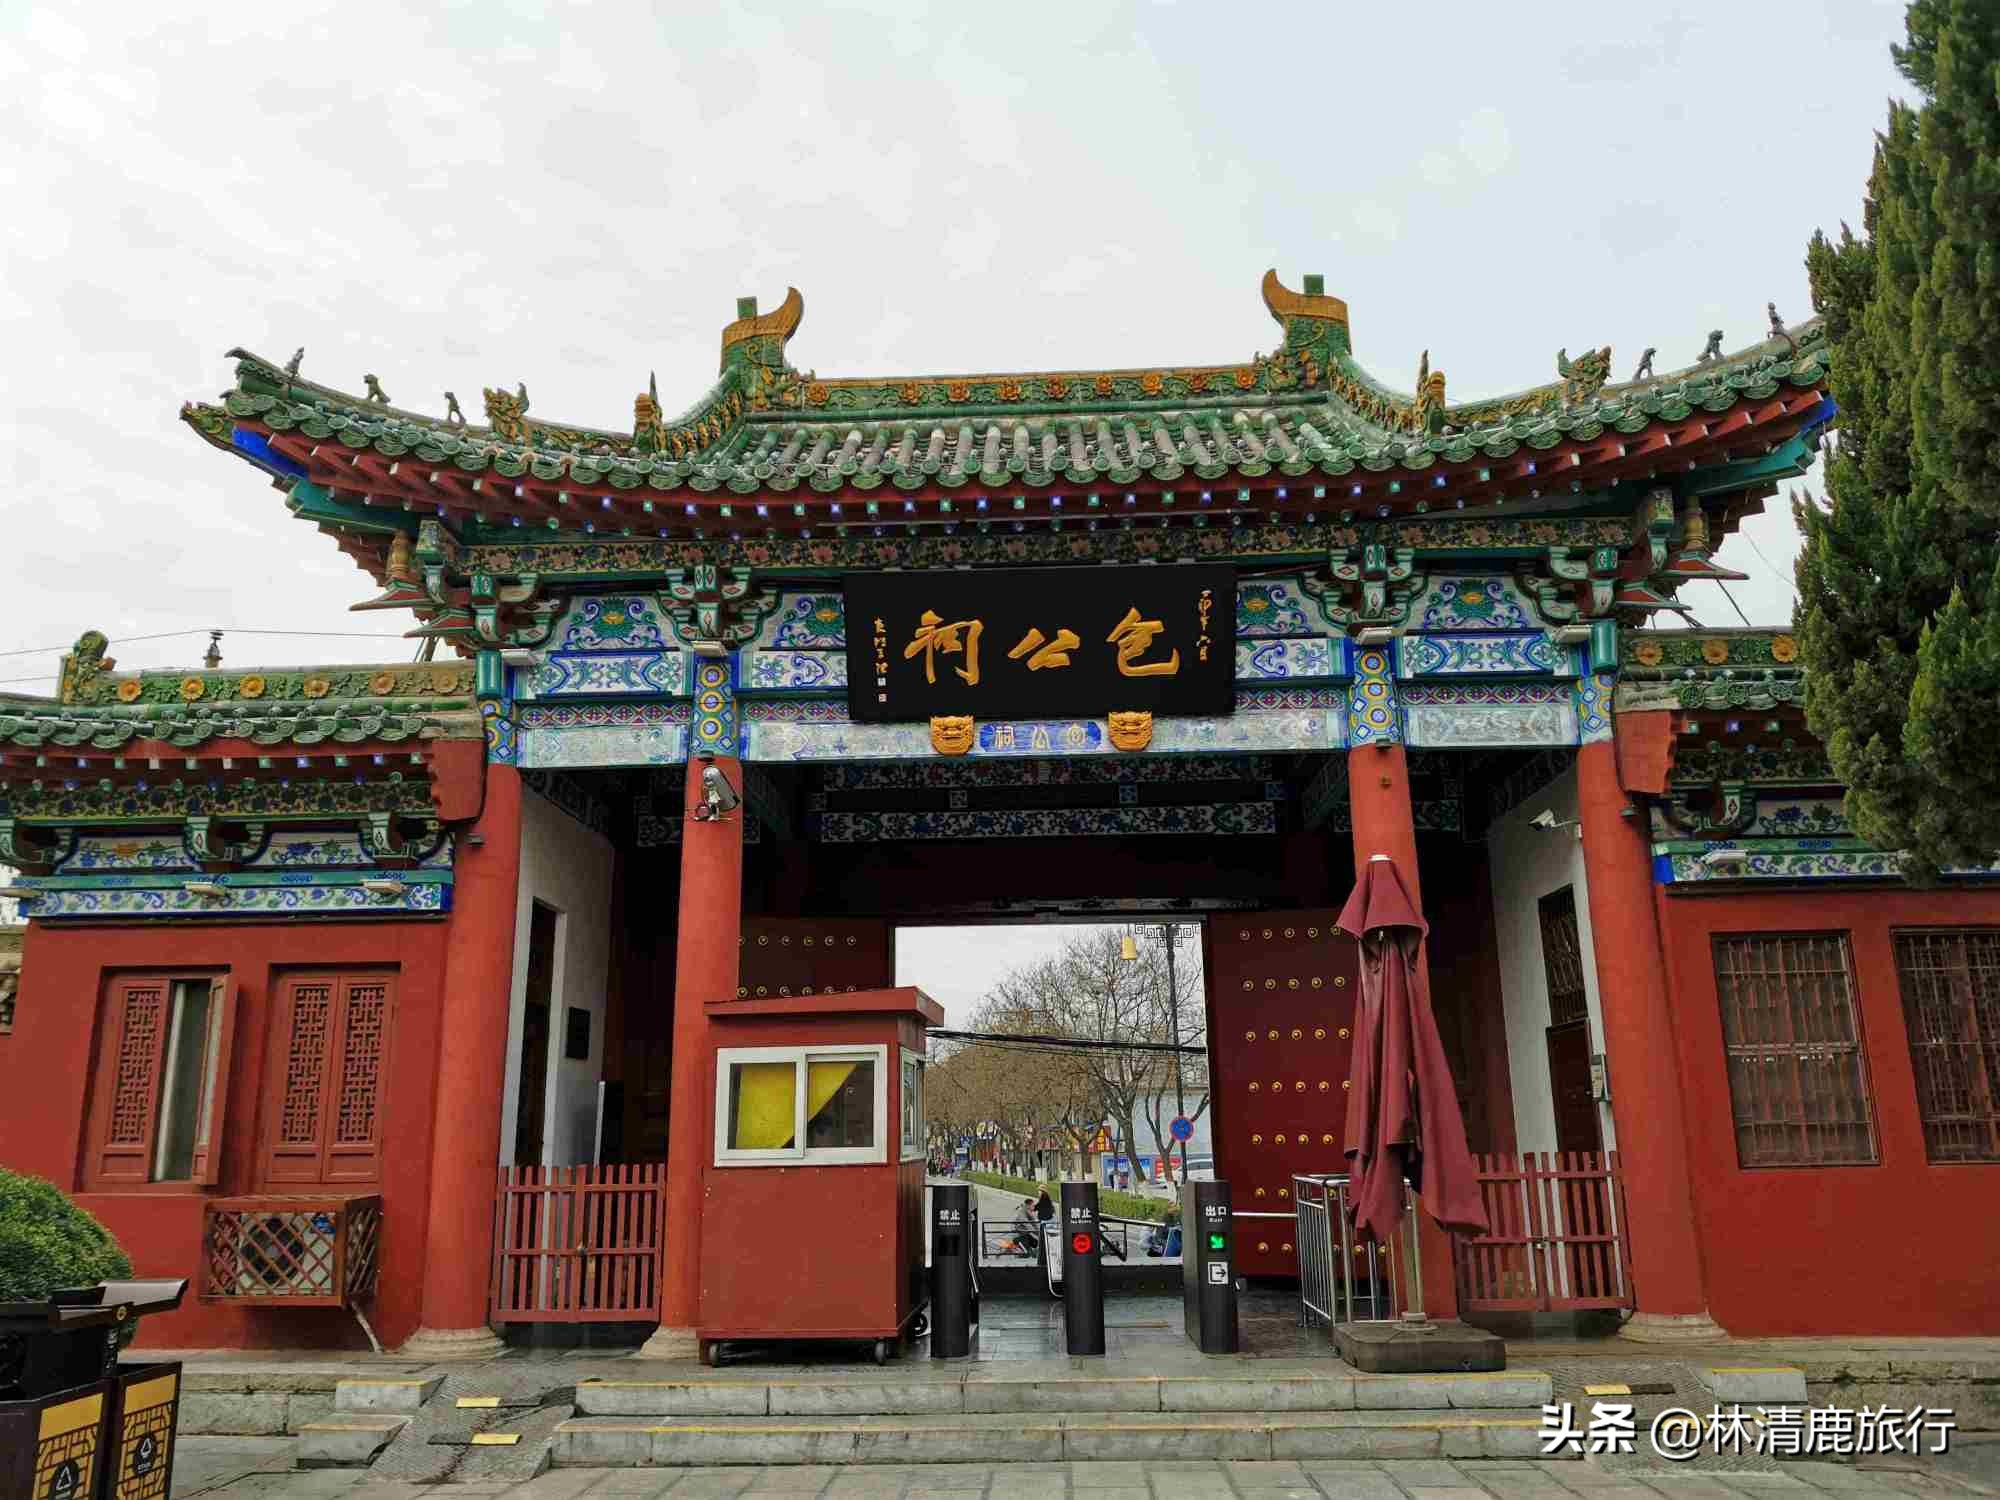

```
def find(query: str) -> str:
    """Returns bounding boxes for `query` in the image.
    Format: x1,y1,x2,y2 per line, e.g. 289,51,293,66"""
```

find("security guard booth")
699,986,939,1365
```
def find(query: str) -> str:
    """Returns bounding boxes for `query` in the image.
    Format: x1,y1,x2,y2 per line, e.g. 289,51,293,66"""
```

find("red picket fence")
490,1163,667,1323
1452,1151,1633,1313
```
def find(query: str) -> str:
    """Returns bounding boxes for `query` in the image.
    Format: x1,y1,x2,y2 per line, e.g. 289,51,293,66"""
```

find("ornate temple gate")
1452,1151,1633,1313
490,1164,667,1323
1202,910,1361,1277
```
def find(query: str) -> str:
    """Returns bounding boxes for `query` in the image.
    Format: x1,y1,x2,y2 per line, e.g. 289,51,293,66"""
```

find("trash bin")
0,1280,187,1500
0,1380,109,1500
104,1359,183,1500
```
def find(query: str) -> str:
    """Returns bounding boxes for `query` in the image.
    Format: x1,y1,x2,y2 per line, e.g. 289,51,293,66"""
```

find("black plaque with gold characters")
843,565,1236,722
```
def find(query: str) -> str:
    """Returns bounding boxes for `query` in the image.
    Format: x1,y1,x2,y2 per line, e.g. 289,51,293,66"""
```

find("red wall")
1,918,451,1350
1656,884,2000,1335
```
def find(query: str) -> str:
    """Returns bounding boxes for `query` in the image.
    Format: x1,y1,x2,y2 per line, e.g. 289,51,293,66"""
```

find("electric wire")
1740,530,1801,601
1715,581,1755,628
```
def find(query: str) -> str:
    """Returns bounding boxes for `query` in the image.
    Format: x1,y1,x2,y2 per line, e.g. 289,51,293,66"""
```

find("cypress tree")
1795,0,2000,879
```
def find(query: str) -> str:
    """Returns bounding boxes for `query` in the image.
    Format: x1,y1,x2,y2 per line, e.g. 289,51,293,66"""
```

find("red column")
404,763,523,1357
1575,739,1723,1339
1346,743,1457,1320
645,756,744,1357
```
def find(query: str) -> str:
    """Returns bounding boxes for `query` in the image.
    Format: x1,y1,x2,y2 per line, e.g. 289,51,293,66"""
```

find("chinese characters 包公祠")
843,563,1234,723
908,607,1182,683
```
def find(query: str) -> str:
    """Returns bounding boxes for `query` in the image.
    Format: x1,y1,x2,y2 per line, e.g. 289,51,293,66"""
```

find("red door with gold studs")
1202,912,1360,1276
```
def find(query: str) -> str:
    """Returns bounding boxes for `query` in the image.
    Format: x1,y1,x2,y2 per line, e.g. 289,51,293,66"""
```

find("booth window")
714,1045,887,1165
1712,933,1877,1168
900,1050,926,1161
1892,928,2000,1163
86,973,239,1187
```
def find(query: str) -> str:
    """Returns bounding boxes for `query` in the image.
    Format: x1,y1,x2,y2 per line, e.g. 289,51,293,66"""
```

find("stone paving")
174,1441,1999,1499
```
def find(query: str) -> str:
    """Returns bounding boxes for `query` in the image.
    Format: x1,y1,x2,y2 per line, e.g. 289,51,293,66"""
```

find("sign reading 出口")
842,565,1236,722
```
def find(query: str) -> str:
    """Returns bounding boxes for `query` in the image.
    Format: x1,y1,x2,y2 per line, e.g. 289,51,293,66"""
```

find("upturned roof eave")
196,308,1827,476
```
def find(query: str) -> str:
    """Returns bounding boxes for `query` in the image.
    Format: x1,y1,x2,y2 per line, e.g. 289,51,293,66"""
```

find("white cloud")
1458,107,1513,176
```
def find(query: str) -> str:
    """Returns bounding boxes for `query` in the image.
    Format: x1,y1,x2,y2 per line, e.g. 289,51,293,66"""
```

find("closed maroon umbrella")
1339,854,1489,1243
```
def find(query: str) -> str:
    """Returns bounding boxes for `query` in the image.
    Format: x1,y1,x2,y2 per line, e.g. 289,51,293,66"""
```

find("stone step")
575,1369,1551,1418
296,1415,410,1467
1695,1366,1809,1405
552,1408,1568,1466
333,1376,446,1414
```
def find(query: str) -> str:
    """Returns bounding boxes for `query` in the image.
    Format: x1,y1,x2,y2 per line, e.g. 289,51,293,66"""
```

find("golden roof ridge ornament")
720,286,805,366
1260,269,1349,333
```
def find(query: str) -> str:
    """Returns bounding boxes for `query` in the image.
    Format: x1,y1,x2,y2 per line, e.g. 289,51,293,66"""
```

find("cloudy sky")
1,1,1914,699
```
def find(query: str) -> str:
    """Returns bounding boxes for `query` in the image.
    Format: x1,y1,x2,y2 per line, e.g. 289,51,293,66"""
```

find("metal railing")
980,1213,1158,1263
1292,1174,1422,1332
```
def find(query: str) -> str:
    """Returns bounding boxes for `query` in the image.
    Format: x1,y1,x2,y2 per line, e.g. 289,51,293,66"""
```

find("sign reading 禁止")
843,564,1236,722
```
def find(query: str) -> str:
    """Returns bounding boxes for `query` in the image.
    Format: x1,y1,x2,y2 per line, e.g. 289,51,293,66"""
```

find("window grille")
1892,929,2000,1163
1537,887,1588,1027
1712,934,1877,1168
88,974,237,1186
262,971,394,1187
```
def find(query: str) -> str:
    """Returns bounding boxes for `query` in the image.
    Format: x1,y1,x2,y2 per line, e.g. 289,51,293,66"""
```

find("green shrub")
0,1168,133,1304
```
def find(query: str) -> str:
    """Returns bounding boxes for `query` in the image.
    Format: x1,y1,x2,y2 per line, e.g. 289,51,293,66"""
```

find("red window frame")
258,969,396,1189
1891,928,2000,1164
1711,933,1878,1169
84,971,239,1190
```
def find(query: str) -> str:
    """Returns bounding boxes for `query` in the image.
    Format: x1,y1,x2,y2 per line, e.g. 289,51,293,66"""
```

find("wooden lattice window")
1892,929,2000,1164
1537,887,1589,1027
86,973,239,1187
260,971,395,1188
1712,934,1877,1168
